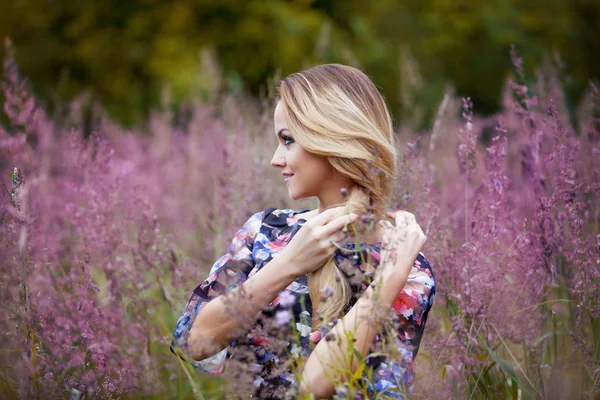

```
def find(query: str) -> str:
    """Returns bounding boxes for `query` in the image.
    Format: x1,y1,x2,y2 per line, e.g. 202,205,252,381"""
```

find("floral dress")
171,208,436,399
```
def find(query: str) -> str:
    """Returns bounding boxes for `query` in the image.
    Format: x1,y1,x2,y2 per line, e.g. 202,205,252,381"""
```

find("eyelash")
282,135,294,146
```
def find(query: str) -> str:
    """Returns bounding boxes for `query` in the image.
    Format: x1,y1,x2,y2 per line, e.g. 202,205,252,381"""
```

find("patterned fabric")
171,208,436,398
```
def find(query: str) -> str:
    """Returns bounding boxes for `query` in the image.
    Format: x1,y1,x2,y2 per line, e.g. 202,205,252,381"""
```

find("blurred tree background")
1,0,599,127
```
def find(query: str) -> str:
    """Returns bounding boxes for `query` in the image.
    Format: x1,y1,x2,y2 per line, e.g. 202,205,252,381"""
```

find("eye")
282,135,295,146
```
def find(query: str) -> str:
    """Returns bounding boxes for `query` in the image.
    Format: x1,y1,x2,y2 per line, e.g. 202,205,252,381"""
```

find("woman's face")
271,101,347,202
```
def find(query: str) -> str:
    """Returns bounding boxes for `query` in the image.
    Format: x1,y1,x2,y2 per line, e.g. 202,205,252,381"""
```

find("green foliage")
1,0,599,125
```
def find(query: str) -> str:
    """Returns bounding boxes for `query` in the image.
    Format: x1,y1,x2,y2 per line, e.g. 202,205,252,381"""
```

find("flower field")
1,42,599,399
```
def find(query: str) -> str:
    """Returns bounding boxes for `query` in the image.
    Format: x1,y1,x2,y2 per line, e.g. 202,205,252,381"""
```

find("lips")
282,172,294,184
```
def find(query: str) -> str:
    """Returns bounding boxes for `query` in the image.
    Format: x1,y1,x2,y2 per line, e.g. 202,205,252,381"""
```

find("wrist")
373,266,411,307
379,251,417,278
255,252,303,295
381,262,412,281
274,251,303,280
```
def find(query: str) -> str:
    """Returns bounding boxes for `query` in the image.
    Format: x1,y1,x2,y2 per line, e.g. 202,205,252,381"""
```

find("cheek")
310,157,333,176
287,148,304,167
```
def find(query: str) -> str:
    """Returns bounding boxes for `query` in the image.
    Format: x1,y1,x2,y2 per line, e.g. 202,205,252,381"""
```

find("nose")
271,146,286,168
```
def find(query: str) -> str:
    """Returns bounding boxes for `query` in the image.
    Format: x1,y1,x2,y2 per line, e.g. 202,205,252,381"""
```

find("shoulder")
238,209,267,232
412,252,436,295
261,207,312,227
237,207,292,229
415,252,434,277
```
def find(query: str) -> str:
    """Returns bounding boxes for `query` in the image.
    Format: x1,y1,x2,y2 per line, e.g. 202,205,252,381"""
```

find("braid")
307,186,371,330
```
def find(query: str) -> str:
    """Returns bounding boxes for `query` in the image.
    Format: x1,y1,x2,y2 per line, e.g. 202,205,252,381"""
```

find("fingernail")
309,330,322,343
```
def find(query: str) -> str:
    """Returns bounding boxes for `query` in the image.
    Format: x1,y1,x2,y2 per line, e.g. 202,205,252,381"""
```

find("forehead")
273,101,288,130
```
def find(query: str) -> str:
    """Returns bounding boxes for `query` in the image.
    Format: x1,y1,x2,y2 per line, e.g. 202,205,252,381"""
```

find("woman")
171,64,436,399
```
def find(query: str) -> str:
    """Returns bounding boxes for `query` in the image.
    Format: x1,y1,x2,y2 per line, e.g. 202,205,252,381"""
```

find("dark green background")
2,0,598,126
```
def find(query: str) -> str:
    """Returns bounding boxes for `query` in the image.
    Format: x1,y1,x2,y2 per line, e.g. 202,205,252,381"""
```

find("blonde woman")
171,64,436,399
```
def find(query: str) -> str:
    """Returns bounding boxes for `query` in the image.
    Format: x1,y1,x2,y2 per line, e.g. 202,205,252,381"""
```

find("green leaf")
175,351,207,400
483,343,531,398
353,348,364,363
352,361,366,381
590,311,600,364
511,374,519,400
469,362,495,400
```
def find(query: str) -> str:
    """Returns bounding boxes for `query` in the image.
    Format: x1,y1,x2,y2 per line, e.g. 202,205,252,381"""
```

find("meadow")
1,41,599,399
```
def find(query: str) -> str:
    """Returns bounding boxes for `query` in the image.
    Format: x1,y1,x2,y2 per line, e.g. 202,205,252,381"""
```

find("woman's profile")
171,64,436,399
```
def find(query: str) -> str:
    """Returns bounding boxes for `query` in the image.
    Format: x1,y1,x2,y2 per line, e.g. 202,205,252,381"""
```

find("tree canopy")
1,0,598,125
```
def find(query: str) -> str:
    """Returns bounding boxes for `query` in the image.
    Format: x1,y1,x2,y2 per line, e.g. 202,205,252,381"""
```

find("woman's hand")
280,206,358,277
379,210,427,278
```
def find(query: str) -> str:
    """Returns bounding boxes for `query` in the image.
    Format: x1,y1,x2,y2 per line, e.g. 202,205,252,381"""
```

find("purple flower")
277,290,296,307
1,39,599,399
275,310,292,326
320,285,334,302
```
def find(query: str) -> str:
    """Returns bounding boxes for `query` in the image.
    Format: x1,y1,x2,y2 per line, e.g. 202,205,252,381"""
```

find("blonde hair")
277,64,397,329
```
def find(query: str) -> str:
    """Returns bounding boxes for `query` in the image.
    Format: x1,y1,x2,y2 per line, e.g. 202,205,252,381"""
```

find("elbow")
172,302,229,363
175,336,228,375
188,333,224,362
186,329,206,361
181,322,225,362
300,372,335,399
189,344,208,362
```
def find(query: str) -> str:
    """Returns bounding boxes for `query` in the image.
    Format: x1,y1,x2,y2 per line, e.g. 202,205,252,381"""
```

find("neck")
315,187,384,244
309,166,354,213
316,183,353,213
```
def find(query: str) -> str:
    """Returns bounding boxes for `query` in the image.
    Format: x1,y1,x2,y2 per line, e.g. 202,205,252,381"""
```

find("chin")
287,180,316,201
288,187,307,201
289,191,302,201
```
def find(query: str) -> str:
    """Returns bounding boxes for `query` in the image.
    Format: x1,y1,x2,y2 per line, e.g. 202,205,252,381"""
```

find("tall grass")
1,39,599,399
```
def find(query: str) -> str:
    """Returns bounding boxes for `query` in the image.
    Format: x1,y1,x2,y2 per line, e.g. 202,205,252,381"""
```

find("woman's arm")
188,252,300,361
299,264,411,399
300,209,428,399
174,206,358,366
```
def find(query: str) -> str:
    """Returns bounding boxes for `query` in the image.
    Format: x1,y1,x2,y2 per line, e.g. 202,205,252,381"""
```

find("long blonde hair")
277,64,397,329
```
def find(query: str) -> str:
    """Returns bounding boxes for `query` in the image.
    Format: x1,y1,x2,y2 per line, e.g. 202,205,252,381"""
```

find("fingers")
386,210,417,228
394,211,408,228
380,219,394,230
321,212,358,237
310,206,346,226
309,330,322,343
381,211,428,255
331,230,347,243
316,209,421,247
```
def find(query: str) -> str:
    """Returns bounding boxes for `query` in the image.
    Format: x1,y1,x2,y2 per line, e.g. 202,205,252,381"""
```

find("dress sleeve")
367,253,436,396
170,210,265,373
